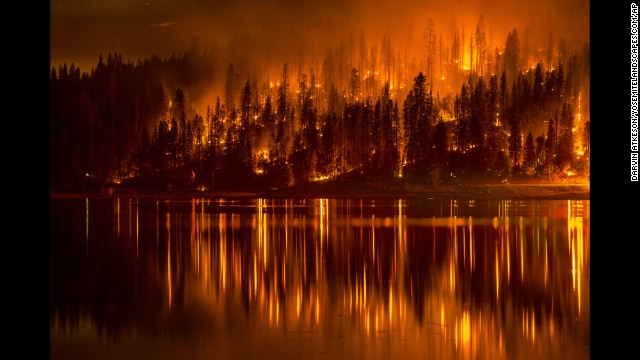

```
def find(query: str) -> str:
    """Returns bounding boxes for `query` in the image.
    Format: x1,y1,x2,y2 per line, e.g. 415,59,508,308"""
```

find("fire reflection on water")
51,198,589,359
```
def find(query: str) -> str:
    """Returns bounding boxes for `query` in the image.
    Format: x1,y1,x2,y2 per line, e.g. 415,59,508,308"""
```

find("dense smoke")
52,0,589,114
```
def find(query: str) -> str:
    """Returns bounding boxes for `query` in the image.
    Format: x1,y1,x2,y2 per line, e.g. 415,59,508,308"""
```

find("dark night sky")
51,0,589,73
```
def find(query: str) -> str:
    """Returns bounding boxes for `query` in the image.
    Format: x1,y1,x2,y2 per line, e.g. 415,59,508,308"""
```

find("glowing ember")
312,175,330,182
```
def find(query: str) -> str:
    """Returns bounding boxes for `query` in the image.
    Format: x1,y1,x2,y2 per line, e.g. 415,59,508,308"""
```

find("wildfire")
312,175,330,182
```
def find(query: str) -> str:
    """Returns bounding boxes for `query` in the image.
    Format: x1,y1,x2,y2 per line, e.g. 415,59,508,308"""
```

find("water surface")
50,198,589,359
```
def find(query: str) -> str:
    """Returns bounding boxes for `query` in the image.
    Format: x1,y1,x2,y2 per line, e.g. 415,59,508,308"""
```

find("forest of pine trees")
50,25,590,191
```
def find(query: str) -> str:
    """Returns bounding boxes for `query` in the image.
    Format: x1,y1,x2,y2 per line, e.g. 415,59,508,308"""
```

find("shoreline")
50,182,590,201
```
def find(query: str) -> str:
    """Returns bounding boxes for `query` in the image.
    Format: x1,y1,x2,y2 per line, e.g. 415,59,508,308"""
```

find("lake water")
50,198,589,359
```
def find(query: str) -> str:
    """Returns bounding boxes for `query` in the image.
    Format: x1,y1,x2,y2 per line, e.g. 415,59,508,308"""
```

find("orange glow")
312,175,330,182
531,310,536,343
520,226,524,282
469,217,474,271
461,310,471,347
315,294,320,325
296,289,301,319
507,234,511,282
496,247,500,298
52,198,590,359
